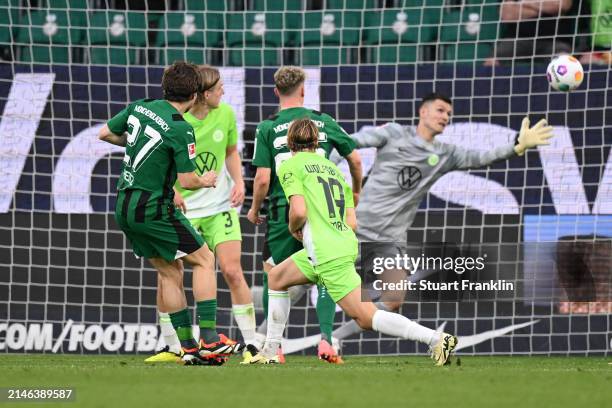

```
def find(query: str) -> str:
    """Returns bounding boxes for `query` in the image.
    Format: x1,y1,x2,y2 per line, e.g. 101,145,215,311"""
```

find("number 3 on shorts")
223,211,233,228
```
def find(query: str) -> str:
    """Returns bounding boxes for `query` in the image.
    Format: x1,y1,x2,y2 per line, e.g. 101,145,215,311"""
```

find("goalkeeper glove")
514,117,554,156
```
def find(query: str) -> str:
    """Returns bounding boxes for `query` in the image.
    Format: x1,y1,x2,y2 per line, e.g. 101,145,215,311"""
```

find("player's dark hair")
420,92,452,109
162,61,202,102
287,118,319,152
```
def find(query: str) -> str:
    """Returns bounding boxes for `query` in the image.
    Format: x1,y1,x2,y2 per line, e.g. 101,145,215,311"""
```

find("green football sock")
316,284,335,343
169,308,198,349
262,272,269,318
197,299,220,343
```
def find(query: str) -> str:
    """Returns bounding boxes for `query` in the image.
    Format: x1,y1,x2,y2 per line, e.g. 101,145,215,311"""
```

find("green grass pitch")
0,355,609,408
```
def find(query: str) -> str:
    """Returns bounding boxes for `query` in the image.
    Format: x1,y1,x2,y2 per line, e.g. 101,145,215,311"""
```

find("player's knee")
354,314,373,330
384,301,402,312
267,267,285,291
221,263,245,288
158,267,182,285
189,246,215,269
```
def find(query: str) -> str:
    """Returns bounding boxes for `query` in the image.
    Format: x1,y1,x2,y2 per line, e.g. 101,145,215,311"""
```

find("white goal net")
0,0,610,355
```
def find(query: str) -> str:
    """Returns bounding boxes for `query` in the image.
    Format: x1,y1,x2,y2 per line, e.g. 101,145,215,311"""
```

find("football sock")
315,284,335,343
264,290,290,356
371,310,438,346
257,284,308,335
232,303,257,345
159,312,180,353
169,308,198,349
197,299,220,343
288,284,308,304
262,272,269,322
333,301,390,340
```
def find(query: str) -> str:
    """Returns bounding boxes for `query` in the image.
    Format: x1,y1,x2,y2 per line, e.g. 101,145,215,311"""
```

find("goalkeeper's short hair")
420,92,452,109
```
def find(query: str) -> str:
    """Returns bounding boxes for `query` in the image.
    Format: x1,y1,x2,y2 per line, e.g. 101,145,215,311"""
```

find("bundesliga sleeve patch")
188,143,196,159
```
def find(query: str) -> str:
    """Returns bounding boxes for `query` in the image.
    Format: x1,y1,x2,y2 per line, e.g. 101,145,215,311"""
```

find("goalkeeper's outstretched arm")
451,116,553,169
328,122,396,166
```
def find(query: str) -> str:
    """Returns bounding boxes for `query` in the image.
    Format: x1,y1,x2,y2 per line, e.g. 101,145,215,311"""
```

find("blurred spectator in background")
485,0,577,66
579,0,612,65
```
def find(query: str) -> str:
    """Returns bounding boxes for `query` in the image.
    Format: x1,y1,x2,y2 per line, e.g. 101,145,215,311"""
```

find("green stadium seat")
324,0,376,11
46,0,88,8
17,8,84,64
225,12,285,66
184,0,226,11
364,8,438,63
439,0,500,62
156,12,222,65
297,11,362,65
87,11,147,65
0,1,20,48
253,0,304,11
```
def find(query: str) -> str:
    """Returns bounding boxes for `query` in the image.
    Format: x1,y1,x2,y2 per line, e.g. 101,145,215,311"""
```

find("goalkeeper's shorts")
291,249,361,302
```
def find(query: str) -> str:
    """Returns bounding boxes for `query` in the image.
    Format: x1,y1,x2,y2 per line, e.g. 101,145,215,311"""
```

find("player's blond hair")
274,66,306,96
287,118,319,152
196,65,221,104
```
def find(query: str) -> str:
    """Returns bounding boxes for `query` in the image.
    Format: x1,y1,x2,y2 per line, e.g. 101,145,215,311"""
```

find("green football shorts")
264,215,302,265
189,209,242,252
115,192,204,262
291,249,361,302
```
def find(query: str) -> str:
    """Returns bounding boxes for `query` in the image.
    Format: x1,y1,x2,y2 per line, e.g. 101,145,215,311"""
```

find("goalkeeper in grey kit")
332,92,554,341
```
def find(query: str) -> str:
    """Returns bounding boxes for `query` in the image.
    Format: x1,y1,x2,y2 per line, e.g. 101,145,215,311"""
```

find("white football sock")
256,284,308,335
159,312,181,353
232,303,257,345
372,310,438,346
333,301,390,340
263,290,290,356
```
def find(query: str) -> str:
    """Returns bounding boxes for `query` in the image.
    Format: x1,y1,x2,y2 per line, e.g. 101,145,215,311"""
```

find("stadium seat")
16,8,84,64
439,0,500,62
225,12,285,66
324,0,376,11
183,0,226,11
46,0,88,8
156,12,222,65
87,11,148,66
296,11,362,65
0,1,20,50
253,0,304,11
363,7,438,63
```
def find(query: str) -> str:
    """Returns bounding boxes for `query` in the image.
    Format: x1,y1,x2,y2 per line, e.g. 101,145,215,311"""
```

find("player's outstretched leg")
337,286,457,366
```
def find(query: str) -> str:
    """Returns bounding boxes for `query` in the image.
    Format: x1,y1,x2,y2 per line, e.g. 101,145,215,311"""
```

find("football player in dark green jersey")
98,61,243,365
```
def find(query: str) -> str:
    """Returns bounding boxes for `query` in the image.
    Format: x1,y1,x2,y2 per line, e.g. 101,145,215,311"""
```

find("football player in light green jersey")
248,66,362,363
147,66,255,363
248,119,458,366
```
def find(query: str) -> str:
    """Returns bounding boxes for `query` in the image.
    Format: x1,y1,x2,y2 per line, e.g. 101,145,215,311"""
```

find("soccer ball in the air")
546,55,584,92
